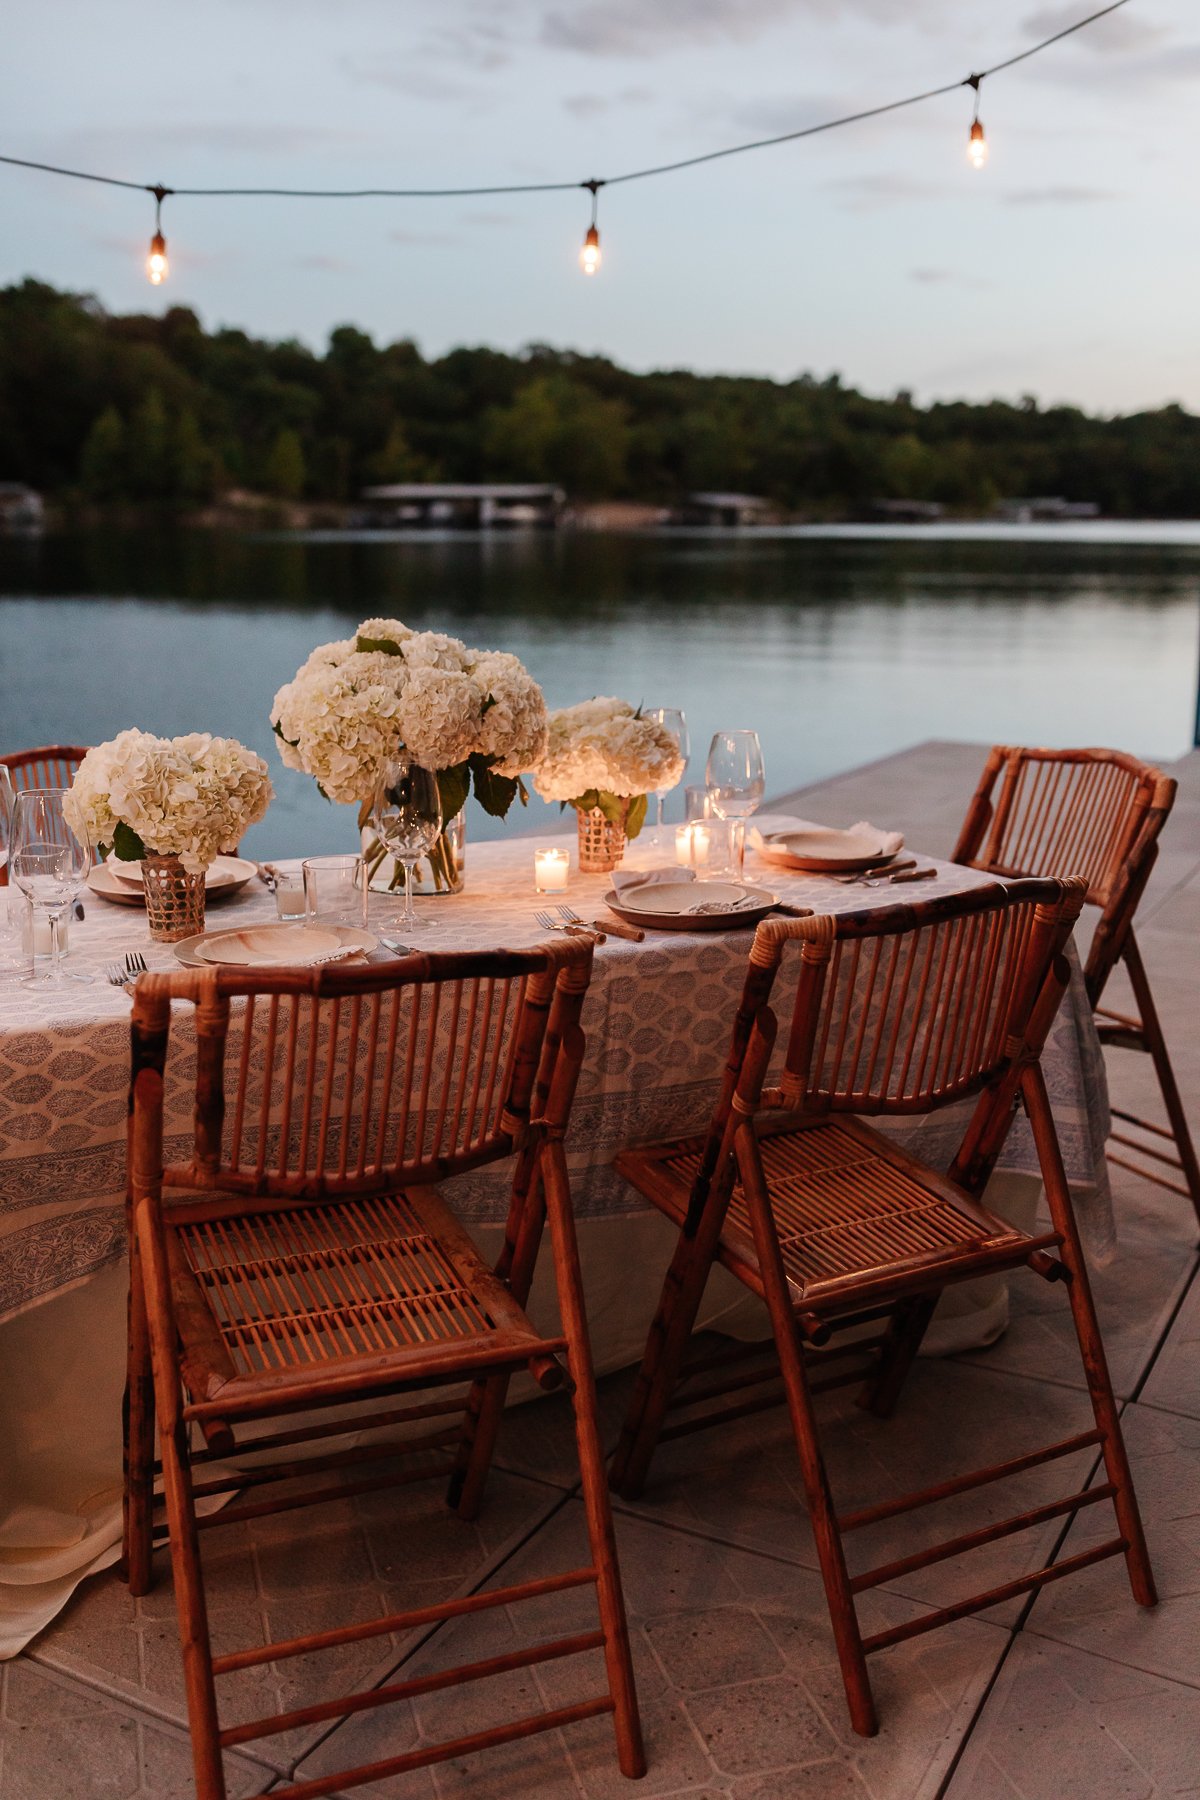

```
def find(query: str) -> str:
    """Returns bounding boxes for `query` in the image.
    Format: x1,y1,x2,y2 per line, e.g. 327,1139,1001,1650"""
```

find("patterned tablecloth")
0,835,1113,1325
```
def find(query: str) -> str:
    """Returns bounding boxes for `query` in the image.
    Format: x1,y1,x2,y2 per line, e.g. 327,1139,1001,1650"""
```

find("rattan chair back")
0,743,88,790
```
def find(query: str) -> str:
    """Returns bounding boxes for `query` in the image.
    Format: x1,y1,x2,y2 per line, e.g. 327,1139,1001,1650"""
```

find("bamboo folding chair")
608,878,1155,1736
954,745,1199,1228
122,940,644,1799
0,743,88,789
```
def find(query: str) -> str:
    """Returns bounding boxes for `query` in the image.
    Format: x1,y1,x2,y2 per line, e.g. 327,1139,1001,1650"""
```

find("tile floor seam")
1127,1251,1200,1408
273,1481,582,1786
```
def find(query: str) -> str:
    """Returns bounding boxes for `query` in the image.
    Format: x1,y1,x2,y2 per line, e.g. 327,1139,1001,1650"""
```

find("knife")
597,916,645,942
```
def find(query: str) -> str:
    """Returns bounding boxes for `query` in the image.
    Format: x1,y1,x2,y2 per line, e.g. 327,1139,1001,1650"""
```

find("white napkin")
751,816,904,857
611,867,696,895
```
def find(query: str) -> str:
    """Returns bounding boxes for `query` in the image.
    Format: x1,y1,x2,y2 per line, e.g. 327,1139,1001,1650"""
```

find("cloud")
562,85,653,118
389,227,458,247
338,56,477,102
1020,5,1170,54
539,0,907,58
824,172,946,212
1002,185,1117,205
459,209,515,227
293,253,353,272
910,267,991,290
68,122,368,159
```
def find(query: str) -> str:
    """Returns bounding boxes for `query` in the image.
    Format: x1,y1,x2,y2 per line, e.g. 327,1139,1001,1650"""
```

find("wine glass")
705,731,765,880
9,787,93,985
0,766,20,971
649,708,689,849
370,757,443,934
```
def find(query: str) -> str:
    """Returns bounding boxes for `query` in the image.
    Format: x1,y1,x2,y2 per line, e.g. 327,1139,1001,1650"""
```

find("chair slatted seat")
954,744,1200,1226
123,941,644,1798
609,878,1155,1738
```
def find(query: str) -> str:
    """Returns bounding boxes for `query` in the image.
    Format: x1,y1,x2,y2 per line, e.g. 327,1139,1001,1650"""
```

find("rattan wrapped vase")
140,854,206,942
576,806,627,874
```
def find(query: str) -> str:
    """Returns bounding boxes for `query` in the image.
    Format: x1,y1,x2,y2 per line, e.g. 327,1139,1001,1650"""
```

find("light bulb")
147,230,168,285
968,118,988,170
580,224,601,276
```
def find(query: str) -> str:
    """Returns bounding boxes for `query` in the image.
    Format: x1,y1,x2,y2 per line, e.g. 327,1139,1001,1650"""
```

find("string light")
146,185,170,284
580,181,602,276
966,76,988,170
0,0,1130,285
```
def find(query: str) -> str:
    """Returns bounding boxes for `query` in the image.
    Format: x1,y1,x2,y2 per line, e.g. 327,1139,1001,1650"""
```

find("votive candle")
675,823,712,870
534,847,570,893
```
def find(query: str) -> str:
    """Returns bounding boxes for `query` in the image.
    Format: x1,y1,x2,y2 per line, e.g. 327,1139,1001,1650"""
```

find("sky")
1,0,1194,413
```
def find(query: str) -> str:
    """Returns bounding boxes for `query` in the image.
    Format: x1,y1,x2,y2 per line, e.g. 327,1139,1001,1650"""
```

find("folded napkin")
751,817,904,857
611,867,696,895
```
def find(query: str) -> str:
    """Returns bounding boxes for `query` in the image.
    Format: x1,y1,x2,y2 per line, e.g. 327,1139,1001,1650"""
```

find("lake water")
2,523,1198,862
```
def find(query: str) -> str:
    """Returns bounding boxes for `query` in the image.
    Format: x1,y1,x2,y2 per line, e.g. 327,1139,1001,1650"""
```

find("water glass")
302,854,367,928
369,758,443,932
648,708,689,846
9,787,93,985
0,765,20,973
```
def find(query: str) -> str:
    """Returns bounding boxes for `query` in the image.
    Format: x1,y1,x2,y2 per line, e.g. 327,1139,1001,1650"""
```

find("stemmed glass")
649,708,689,849
370,757,443,934
9,788,93,985
705,731,765,881
0,767,20,971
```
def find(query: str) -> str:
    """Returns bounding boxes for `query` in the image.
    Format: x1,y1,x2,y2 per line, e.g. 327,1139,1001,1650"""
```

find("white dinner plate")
756,827,898,875
605,880,778,932
177,923,377,968
88,854,257,907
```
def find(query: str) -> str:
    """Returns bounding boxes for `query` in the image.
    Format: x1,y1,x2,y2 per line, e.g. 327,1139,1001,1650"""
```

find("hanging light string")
0,0,1130,279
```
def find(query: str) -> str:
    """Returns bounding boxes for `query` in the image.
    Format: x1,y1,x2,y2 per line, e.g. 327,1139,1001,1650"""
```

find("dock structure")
672,490,775,527
359,483,564,528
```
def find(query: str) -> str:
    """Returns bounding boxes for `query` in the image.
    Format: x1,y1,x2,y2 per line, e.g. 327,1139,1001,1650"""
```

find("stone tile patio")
4,739,1197,1800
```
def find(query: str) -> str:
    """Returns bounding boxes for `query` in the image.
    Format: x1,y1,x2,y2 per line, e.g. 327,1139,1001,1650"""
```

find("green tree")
483,375,629,496
171,408,218,502
79,405,127,499
126,388,171,499
263,427,306,498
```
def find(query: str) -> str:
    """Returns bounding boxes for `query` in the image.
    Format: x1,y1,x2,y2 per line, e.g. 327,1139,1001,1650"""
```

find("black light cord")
0,0,1129,209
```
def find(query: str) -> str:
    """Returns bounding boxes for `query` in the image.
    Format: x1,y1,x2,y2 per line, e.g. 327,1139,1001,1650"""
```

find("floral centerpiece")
270,617,547,893
64,729,273,940
532,698,686,872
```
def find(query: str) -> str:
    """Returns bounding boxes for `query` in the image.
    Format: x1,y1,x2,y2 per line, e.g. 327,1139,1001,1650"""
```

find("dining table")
0,826,1113,1656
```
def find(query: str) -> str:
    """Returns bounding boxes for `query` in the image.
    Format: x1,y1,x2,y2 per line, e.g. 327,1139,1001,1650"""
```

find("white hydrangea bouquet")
532,697,686,872
64,729,273,939
270,617,547,892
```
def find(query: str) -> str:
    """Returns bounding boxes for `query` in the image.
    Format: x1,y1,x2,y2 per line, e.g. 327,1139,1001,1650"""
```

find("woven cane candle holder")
576,807,627,875
141,854,206,942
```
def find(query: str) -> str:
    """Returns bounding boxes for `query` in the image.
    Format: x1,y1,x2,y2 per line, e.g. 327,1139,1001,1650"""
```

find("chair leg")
121,1241,156,1595
734,1124,878,1736
609,1180,737,1502
159,1411,228,1800
542,1140,646,1779
448,1166,548,1521
1122,933,1200,1230
1023,1066,1157,1609
859,1293,938,1420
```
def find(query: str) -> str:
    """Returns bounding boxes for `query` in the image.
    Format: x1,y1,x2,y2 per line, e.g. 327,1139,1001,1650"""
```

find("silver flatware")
379,938,416,955
255,862,278,892
859,867,938,889
105,962,134,990
559,902,643,943
125,950,148,976
831,858,916,885
536,910,606,944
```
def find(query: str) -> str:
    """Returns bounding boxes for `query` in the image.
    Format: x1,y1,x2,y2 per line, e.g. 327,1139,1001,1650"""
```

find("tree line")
2,277,1199,516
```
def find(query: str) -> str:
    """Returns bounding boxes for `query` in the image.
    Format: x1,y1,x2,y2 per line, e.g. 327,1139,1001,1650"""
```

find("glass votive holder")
676,820,734,878
534,847,570,894
684,785,713,823
272,864,306,921
302,854,367,928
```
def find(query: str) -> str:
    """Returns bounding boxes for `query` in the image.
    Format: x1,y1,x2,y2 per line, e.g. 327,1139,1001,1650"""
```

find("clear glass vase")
363,812,466,897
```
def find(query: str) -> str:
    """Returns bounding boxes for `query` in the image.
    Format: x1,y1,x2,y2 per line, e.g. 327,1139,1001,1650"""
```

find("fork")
105,962,134,990
536,910,607,944
125,950,148,976
558,902,638,943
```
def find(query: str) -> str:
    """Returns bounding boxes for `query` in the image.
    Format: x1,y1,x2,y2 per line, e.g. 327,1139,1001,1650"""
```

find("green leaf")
112,820,147,861
480,692,497,716
517,777,529,808
436,762,471,825
569,789,601,814
271,718,299,749
595,790,628,828
624,792,649,840
469,754,519,820
355,634,405,657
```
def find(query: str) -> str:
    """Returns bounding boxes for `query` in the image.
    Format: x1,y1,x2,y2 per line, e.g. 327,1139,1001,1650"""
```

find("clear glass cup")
302,854,367,928
271,864,306,921
648,708,689,848
369,758,443,933
705,731,765,880
0,765,21,973
9,787,93,985
683,784,712,823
